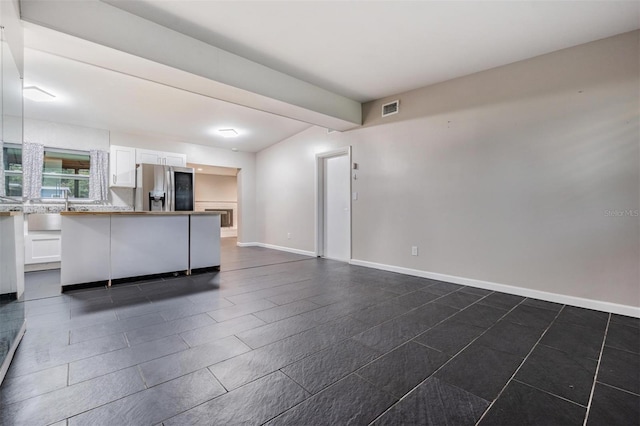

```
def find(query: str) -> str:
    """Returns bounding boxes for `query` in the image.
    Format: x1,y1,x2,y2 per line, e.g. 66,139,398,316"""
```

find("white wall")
110,131,257,243
256,31,640,313
24,118,109,150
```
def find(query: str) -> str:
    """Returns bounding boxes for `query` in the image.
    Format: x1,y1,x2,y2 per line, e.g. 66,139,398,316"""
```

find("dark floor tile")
610,313,640,329
426,281,464,294
451,304,508,329
353,304,457,353
414,319,485,356
479,380,585,425
516,344,597,406
459,286,492,296
586,383,640,426
357,341,449,398
68,369,225,426
125,313,214,346
139,335,251,387
69,335,188,384
598,345,640,394
479,292,524,310
212,317,360,391
522,297,563,312
266,374,396,426
434,292,482,310
207,299,278,322
235,315,318,348
540,321,604,360
165,371,308,425
372,377,489,426
503,304,557,331
253,299,320,323
301,300,369,323
349,300,411,326
393,290,441,308
282,338,380,393
435,343,523,401
69,312,166,344
0,364,68,406
474,320,543,357
605,322,640,354
7,333,128,378
0,367,145,426
179,314,265,348
556,306,608,332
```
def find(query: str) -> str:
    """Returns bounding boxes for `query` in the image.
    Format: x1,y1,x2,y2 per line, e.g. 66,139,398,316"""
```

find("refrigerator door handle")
167,167,174,211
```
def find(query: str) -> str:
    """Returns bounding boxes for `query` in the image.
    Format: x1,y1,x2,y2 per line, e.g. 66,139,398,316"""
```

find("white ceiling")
107,0,640,102
22,1,639,152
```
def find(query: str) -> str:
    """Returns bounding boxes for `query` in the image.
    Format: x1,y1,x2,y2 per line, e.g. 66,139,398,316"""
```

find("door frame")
315,146,352,260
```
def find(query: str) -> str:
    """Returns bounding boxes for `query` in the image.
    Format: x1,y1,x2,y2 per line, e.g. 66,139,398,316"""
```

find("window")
42,149,90,199
2,144,22,197
2,144,91,199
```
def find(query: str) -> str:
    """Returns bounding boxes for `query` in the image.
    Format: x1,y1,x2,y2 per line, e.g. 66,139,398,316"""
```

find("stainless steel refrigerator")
135,164,195,211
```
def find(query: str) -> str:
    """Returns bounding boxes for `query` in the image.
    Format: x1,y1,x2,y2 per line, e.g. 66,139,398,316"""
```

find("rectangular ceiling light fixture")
219,128,238,138
23,86,56,102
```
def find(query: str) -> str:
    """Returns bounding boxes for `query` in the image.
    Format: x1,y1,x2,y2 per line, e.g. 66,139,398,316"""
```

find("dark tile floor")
1,238,638,425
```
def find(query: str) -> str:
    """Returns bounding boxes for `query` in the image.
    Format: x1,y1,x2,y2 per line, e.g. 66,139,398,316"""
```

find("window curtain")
22,142,44,200
0,141,4,197
89,149,109,201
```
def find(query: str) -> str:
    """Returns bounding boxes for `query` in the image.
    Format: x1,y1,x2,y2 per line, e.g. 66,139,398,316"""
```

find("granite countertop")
60,211,222,216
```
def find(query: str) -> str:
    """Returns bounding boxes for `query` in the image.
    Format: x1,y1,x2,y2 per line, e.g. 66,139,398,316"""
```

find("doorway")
316,148,351,262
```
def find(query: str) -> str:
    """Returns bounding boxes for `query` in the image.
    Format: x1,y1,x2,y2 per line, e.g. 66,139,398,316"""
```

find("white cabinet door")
25,232,61,264
136,149,186,167
164,152,187,167
109,145,136,188
136,148,163,165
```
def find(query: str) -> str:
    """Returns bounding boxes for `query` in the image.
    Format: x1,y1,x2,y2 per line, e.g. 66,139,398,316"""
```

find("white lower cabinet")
25,232,61,264
60,216,110,285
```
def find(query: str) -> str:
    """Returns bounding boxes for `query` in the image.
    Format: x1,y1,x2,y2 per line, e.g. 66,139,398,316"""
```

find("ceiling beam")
20,0,362,131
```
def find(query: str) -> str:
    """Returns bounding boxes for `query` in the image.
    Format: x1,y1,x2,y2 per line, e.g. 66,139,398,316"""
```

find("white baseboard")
350,259,640,318
237,242,316,257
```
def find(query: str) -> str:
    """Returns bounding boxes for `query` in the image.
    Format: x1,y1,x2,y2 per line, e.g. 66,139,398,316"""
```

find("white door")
323,154,350,261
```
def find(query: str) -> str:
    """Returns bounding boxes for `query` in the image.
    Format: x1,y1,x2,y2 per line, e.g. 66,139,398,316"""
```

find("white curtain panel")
0,141,4,197
22,142,44,200
89,149,109,201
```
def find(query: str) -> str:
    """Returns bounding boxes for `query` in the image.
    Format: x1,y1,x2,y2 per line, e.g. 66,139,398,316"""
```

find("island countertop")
60,211,222,216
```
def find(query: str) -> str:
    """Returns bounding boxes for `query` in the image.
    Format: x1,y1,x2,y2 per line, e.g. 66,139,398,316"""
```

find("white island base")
61,212,221,290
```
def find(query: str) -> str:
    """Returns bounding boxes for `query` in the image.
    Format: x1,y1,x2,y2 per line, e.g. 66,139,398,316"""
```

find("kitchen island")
60,211,221,290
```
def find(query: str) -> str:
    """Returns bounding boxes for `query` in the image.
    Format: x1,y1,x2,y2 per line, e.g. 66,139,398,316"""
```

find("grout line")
597,380,640,398
474,304,566,425
511,378,588,408
582,313,611,426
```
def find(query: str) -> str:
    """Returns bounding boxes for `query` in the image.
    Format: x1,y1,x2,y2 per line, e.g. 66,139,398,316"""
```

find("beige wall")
195,174,238,202
256,31,640,310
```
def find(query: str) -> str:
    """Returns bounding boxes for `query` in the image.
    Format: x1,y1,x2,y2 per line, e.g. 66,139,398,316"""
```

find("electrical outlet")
411,246,418,256
287,233,291,239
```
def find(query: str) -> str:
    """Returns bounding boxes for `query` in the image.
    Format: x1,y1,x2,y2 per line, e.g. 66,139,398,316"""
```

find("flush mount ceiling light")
23,86,56,102
218,128,238,138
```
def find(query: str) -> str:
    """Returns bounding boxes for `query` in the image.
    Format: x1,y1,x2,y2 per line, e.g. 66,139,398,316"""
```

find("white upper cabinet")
109,145,136,188
136,148,187,167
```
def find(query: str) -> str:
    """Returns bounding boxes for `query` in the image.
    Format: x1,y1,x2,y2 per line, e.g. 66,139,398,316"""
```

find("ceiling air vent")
382,100,399,117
